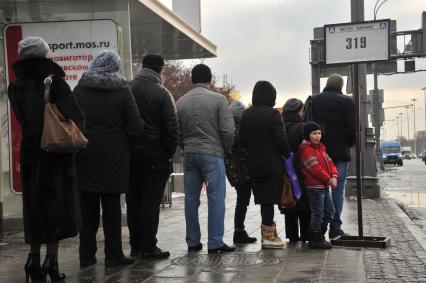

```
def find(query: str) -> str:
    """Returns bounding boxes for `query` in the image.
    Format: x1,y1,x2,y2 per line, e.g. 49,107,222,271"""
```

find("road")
381,158,426,233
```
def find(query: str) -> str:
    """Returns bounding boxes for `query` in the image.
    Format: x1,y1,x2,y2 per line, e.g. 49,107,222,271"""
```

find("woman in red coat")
299,122,338,249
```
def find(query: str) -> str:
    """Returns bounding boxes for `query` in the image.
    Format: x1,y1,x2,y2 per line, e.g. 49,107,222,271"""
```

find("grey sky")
162,0,425,140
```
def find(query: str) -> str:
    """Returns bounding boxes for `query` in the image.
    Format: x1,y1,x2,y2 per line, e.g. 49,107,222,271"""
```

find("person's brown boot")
261,223,285,249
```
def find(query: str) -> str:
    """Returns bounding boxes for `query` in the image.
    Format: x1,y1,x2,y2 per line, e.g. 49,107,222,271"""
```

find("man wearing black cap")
311,74,355,239
126,54,179,259
176,64,236,254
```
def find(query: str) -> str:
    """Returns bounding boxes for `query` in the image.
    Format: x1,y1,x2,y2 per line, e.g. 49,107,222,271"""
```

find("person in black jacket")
311,74,355,239
73,50,144,268
126,54,178,259
239,81,291,249
224,99,257,244
280,98,310,243
8,37,83,282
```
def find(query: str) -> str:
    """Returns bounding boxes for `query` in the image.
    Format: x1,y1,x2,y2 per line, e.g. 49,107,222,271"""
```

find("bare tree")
163,61,192,102
163,60,237,103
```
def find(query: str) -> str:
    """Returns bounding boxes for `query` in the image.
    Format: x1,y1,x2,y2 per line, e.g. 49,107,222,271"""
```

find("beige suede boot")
261,223,285,249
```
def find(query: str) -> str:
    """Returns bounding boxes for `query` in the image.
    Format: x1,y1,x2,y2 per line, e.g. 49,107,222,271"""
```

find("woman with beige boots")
239,81,291,249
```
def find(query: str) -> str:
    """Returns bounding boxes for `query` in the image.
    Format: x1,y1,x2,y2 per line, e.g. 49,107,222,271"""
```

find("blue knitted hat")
89,50,121,73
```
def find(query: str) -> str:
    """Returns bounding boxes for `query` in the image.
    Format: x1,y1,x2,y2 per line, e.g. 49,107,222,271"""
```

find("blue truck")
381,140,403,166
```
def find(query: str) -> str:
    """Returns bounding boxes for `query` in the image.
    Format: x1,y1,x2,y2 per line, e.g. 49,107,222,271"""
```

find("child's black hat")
304,122,321,140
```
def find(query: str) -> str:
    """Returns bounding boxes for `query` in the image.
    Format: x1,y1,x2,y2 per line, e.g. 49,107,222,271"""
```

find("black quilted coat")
8,57,84,244
239,81,291,204
73,71,144,194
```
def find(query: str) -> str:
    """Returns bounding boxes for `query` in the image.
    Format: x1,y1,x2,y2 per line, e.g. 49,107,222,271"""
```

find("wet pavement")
381,158,426,234
1,163,426,282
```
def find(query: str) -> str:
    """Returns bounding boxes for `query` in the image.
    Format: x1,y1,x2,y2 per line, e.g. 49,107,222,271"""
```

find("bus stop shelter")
0,0,217,232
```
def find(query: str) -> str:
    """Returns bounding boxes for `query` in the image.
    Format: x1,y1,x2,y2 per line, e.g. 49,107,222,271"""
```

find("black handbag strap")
43,74,54,103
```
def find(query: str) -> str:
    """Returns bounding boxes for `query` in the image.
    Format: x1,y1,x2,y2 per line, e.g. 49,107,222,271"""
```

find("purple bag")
282,153,302,200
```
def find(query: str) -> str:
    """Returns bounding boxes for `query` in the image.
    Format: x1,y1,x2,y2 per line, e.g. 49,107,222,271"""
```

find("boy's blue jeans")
307,188,335,233
183,153,226,249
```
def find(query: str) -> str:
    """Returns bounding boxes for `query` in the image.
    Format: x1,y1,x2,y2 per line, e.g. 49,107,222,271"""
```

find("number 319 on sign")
346,37,367,49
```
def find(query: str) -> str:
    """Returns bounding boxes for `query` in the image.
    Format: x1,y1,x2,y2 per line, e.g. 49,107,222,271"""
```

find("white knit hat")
18,37,50,58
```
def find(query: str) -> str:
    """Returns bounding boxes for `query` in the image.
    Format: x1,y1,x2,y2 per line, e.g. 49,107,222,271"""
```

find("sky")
161,0,425,140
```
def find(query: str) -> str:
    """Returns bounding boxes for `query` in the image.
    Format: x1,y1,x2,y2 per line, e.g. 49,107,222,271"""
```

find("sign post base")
331,235,390,249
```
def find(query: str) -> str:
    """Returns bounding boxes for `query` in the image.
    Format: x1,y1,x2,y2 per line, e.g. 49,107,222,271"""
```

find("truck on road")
381,140,403,166
401,146,412,159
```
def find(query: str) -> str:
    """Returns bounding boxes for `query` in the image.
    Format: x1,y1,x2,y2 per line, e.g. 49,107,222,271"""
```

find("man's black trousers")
126,168,170,254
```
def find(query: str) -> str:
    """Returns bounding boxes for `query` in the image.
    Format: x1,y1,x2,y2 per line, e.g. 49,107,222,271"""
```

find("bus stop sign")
325,19,390,64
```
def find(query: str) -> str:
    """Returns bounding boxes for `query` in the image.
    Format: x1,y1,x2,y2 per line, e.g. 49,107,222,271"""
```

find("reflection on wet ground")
381,159,426,230
386,191,426,208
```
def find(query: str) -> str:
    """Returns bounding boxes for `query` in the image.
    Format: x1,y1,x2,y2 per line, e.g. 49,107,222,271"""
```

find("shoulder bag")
40,74,88,153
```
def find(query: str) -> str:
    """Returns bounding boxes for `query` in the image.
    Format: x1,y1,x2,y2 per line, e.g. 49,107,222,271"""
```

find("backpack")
302,95,313,122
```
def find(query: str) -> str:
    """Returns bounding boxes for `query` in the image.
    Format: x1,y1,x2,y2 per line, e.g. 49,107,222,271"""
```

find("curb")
385,195,426,251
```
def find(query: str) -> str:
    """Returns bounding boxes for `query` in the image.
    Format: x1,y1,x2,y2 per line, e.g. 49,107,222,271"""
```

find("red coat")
299,140,338,189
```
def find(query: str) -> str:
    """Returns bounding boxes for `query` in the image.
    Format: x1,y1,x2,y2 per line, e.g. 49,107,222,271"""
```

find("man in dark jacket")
127,55,179,259
311,74,355,239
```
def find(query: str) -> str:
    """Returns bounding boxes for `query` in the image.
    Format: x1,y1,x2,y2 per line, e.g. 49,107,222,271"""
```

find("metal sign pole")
353,63,364,239
323,14,392,247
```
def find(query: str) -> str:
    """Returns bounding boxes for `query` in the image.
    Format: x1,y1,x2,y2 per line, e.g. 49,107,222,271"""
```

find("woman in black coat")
73,50,144,268
239,81,291,249
8,37,83,282
280,98,311,243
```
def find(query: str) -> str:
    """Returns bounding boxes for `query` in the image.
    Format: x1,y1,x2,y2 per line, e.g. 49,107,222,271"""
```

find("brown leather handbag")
281,173,296,208
40,75,88,153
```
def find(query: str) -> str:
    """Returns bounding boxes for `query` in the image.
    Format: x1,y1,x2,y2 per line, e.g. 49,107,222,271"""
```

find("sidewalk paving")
1,185,426,282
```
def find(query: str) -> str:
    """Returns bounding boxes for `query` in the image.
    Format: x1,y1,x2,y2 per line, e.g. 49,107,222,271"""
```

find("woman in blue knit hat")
73,50,144,268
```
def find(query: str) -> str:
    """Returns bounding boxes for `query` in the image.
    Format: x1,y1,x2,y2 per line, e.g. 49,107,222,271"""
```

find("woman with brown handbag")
8,37,84,282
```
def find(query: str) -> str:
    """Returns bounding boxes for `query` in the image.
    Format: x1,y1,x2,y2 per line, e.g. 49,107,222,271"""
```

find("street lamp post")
422,87,426,131
405,105,410,140
411,98,417,155
396,116,400,140
399,112,404,142
372,0,389,171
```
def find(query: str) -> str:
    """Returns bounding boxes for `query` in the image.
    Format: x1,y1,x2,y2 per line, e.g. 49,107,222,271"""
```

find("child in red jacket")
299,122,338,249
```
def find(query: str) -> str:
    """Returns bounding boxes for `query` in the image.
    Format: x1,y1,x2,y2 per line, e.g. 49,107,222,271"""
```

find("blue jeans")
307,189,335,233
183,153,226,249
330,161,349,231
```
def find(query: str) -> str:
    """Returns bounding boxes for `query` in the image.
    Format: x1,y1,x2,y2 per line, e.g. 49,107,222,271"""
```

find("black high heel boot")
24,253,46,283
42,255,65,282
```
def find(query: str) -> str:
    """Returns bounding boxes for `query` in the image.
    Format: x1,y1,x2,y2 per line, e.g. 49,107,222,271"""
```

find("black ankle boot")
233,230,257,244
308,232,332,249
42,255,65,282
24,253,46,283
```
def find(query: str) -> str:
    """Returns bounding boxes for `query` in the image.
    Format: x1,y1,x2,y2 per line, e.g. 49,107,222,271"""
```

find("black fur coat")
8,57,83,244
